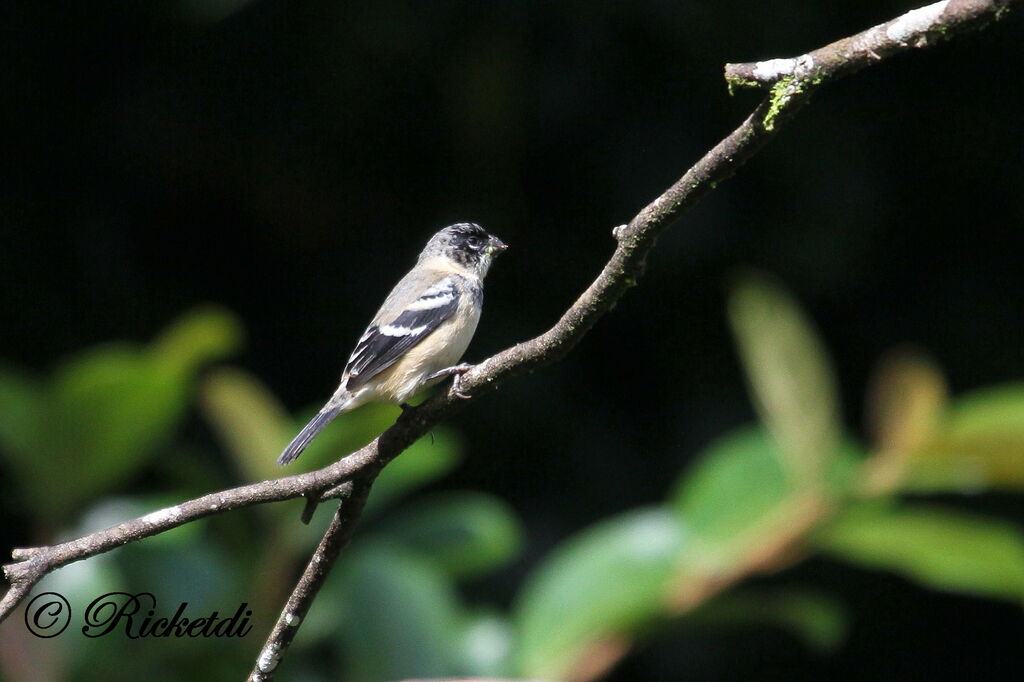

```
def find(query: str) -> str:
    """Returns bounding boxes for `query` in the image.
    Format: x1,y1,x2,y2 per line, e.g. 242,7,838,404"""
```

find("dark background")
2,1,1022,680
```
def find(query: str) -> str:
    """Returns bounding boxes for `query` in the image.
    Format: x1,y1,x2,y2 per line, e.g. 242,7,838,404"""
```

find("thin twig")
0,1,1016,678
249,478,373,681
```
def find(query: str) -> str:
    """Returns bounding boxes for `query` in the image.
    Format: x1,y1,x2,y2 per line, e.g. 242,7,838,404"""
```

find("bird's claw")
451,373,471,400
427,363,474,399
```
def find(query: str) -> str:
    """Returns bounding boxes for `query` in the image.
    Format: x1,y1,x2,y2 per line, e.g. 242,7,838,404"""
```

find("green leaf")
670,426,860,574
200,368,292,481
334,542,462,682
1,307,243,522
671,427,790,568
375,491,523,578
689,588,847,653
816,504,1024,602
514,508,688,680
150,305,243,374
943,383,1024,436
34,345,188,520
906,383,1024,492
728,273,841,486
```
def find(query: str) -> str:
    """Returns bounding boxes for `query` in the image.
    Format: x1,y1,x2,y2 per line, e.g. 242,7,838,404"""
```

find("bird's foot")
451,375,471,400
427,363,474,399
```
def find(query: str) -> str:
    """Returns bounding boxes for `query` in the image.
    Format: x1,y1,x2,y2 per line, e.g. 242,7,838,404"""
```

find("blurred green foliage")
0,306,241,524
906,383,1024,492
686,588,848,654
815,503,1024,601
515,508,688,679
2,275,1023,681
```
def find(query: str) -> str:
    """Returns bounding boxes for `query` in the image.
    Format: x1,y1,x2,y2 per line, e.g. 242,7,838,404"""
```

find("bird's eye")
466,235,482,249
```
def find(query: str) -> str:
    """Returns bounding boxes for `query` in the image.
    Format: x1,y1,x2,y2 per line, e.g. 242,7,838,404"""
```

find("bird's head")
421,222,508,277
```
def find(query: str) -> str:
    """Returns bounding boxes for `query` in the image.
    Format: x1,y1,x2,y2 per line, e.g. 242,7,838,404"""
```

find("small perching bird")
277,222,507,466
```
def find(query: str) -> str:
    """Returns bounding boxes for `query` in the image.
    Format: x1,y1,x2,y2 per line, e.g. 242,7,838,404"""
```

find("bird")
277,222,507,466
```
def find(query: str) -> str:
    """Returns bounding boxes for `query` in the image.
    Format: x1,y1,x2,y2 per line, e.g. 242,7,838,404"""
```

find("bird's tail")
277,395,351,466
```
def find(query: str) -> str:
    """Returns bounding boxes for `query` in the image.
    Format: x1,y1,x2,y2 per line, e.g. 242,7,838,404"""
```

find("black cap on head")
422,222,507,275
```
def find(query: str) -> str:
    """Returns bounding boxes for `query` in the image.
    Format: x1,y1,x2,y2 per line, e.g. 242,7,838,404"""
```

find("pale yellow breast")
370,290,481,404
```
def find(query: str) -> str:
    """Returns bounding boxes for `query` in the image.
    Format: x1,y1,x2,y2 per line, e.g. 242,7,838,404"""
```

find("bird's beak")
488,236,509,255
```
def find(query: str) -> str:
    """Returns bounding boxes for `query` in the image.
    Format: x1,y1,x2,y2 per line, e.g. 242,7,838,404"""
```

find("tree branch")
249,479,372,681
0,0,1017,678
1,443,384,621
724,0,1012,90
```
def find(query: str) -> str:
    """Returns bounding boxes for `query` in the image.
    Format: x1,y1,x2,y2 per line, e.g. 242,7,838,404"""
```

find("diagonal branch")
724,0,1012,89
240,74,802,682
0,0,1017,678
249,479,372,682
249,2,1018,675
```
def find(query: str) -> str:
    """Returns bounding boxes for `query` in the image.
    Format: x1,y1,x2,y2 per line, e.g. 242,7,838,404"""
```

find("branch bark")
1,0,1017,678
249,479,372,681
724,0,1011,90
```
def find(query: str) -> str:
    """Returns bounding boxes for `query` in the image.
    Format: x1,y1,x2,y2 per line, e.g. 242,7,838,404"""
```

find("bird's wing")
343,275,460,390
